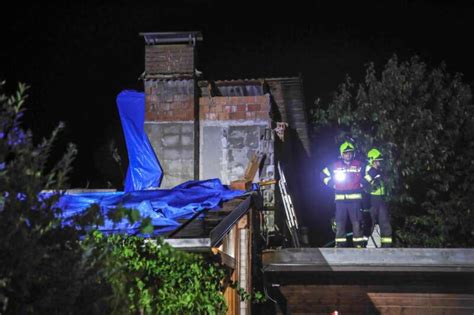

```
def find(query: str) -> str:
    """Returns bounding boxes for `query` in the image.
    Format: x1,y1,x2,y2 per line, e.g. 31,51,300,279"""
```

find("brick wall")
199,95,270,121
199,94,272,186
145,80,195,121
143,79,197,189
145,45,194,74
277,284,474,315
142,36,199,188
145,121,195,188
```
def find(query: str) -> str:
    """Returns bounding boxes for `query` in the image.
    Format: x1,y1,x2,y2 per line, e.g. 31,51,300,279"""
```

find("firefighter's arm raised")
363,165,382,190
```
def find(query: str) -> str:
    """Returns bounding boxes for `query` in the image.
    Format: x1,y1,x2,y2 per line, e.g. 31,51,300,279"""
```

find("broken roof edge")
203,76,302,86
139,71,194,80
139,31,203,45
139,75,302,83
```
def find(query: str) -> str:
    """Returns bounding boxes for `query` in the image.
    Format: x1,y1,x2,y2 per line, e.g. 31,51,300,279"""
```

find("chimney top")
139,31,203,45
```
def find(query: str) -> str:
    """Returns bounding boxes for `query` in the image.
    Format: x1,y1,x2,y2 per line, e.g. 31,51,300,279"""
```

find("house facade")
140,31,312,243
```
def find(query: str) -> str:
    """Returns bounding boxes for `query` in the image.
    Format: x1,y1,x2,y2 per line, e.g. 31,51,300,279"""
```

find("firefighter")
321,141,365,247
364,148,392,247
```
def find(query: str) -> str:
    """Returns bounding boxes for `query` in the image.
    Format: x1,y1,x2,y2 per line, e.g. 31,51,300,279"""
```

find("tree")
312,55,474,247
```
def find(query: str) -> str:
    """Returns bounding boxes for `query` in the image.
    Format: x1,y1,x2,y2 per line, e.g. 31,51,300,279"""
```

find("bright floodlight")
335,172,346,182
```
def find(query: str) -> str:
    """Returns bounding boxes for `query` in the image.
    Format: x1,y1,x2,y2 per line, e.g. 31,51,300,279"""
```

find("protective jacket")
364,165,385,196
321,159,364,201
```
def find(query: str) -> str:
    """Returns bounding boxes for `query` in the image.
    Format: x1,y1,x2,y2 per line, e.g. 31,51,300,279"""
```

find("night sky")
1,1,474,188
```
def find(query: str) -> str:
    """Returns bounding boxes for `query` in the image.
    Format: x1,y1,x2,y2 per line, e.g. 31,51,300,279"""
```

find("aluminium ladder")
277,162,301,248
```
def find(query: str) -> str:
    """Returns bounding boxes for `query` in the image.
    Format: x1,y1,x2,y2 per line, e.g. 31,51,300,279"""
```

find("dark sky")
2,0,474,188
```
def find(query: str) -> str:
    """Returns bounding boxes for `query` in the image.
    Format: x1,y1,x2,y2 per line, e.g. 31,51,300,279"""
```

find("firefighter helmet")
339,141,355,156
367,148,383,165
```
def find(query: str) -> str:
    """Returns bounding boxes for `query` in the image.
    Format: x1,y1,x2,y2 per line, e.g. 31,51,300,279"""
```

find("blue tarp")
52,89,245,236
55,178,245,236
117,90,163,192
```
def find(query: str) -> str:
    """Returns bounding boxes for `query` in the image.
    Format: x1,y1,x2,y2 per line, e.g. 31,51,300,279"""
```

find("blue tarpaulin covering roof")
55,178,245,236
53,90,245,236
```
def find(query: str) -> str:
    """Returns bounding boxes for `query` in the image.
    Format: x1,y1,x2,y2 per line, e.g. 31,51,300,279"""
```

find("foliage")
84,233,228,315
312,55,474,247
0,82,89,313
230,281,266,304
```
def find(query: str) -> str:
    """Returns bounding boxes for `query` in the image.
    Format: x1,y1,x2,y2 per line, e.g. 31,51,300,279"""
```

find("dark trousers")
361,193,372,238
369,196,392,246
335,201,363,247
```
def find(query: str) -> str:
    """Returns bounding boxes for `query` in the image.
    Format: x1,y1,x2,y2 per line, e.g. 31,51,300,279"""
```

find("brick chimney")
140,32,202,188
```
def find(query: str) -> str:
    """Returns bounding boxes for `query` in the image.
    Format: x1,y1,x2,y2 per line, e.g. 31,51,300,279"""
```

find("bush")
0,82,85,313
83,233,227,314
